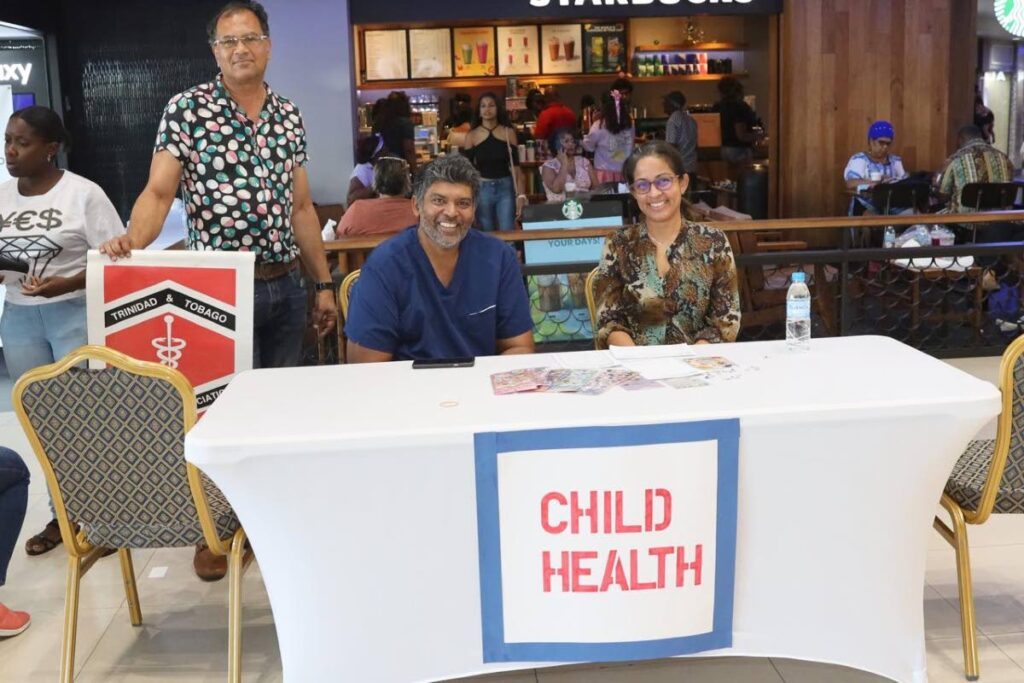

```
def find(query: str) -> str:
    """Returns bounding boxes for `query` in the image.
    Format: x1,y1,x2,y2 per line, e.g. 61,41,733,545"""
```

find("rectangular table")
185,336,1000,683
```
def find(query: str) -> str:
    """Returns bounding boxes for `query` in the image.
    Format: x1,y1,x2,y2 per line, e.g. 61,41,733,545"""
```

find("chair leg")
118,548,143,626
943,500,980,681
60,555,83,683
228,530,246,683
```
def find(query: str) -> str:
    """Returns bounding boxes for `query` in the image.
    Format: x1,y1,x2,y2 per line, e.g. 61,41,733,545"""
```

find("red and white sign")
86,251,254,411
496,440,718,644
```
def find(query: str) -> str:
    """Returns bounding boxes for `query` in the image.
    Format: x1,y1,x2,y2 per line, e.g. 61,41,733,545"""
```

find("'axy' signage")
350,0,781,25
0,63,32,86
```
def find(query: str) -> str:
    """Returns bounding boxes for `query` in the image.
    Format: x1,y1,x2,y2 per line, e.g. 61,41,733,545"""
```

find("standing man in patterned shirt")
101,0,336,365
100,0,336,580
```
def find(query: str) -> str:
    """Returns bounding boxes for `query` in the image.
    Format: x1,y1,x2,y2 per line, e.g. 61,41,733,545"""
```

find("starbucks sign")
996,0,1024,38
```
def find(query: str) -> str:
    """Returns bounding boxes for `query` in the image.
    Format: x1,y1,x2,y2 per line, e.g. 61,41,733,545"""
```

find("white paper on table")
622,358,704,381
609,343,694,360
555,351,617,369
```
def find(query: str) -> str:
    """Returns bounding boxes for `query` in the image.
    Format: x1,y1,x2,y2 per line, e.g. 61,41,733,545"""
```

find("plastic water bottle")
883,226,896,248
786,272,811,352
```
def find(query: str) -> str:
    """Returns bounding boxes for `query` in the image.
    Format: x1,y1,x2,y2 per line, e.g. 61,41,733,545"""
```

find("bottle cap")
792,272,806,283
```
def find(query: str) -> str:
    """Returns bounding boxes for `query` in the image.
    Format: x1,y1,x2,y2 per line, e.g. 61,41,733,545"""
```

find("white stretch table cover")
185,337,999,683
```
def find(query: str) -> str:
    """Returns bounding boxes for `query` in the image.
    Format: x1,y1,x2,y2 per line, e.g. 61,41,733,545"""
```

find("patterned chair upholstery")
14,346,251,683
20,366,240,548
935,338,1024,681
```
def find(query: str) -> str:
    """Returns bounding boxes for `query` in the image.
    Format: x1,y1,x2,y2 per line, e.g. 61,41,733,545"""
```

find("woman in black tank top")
462,93,525,232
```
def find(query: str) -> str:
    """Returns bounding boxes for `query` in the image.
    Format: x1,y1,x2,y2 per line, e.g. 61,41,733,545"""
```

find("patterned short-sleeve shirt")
593,221,741,349
154,74,308,264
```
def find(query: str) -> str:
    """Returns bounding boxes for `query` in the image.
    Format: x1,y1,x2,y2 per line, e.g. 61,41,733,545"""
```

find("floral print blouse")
593,221,741,348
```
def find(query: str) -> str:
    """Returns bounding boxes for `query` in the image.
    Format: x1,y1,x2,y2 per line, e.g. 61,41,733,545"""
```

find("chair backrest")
960,182,1020,212
964,333,1024,524
584,267,599,350
724,231,759,314
13,345,220,554
340,269,361,321
871,181,930,215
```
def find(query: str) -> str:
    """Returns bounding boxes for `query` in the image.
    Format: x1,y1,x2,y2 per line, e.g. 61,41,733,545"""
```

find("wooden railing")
324,210,1024,272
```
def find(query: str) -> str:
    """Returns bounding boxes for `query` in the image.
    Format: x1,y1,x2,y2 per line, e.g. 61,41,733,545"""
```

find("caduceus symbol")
152,315,187,369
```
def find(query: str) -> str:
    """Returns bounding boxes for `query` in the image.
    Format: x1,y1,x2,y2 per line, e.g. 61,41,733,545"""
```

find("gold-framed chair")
584,267,600,350
13,345,253,683
935,333,1024,681
336,269,361,363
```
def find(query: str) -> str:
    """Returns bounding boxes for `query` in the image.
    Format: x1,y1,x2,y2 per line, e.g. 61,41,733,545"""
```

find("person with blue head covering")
843,119,908,214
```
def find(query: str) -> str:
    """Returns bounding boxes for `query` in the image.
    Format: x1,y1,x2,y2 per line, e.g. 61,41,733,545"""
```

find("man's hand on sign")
98,234,136,261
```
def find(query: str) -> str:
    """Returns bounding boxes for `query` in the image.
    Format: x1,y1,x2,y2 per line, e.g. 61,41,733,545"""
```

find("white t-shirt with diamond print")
0,171,125,305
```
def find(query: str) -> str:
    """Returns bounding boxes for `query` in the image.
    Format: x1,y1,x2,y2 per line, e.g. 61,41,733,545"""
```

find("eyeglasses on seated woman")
591,140,741,349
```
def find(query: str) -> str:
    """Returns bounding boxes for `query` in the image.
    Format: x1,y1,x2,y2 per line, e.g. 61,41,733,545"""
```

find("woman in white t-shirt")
2,106,125,555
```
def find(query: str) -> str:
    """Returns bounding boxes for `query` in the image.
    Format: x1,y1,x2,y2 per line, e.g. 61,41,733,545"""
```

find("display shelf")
357,71,746,91
633,42,746,51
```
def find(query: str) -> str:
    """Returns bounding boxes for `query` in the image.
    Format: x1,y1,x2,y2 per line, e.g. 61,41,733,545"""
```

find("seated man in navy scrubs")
345,154,535,362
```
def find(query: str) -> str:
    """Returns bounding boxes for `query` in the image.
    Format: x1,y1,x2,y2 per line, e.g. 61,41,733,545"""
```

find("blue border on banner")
473,419,740,663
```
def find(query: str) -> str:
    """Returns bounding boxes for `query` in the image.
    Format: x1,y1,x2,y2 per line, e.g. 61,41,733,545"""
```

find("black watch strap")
314,281,334,292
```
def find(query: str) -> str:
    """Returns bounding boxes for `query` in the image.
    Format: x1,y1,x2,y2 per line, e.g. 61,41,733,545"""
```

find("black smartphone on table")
411,357,475,369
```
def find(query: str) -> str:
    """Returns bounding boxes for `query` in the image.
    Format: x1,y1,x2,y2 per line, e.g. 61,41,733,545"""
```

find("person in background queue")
374,91,417,172
2,106,125,558
532,86,577,145
345,154,534,362
593,141,740,349
0,448,31,637
443,92,473,135
336,157,415,237
713,77,759,176
522,89,544,124
98,0,337,581
541,127,597,201
347,133,384,206
583,90,634,184
461,92,525,232
843,120,908,214
663,90,698,176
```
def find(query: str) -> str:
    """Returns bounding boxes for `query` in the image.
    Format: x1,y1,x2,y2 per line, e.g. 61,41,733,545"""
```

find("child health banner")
474,419,738,663
86,250,254,411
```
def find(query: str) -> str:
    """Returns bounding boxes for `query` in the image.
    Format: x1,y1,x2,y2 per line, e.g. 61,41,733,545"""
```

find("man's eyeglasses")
631,175,678,194
212,34,269,50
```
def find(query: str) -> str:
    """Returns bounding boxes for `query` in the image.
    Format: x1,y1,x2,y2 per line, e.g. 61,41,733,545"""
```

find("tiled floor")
0,356,1019,682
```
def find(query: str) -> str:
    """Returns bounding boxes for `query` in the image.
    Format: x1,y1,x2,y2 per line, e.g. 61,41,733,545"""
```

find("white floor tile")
925,635,1024,682
535,658,784,683
927,544,1024,636
770,658,889,682
76,603,281,683
0,607,118,681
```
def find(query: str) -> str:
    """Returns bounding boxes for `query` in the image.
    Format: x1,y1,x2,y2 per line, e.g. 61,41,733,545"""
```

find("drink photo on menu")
497,25,539,76
453,26,496,77
541,24,583,75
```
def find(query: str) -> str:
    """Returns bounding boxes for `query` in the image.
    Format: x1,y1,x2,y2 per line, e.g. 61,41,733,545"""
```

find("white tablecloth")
185,336,1000,683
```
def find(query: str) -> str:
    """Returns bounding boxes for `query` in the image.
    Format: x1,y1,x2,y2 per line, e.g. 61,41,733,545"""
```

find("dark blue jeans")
476,176,516,232
252,268,308,369
0,447,29,586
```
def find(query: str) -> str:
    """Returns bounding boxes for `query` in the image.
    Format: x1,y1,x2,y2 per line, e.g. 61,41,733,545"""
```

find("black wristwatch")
313,281,334,292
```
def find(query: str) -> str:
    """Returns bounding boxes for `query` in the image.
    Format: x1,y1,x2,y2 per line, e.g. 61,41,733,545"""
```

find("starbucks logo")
561,199,584,220
997,0,1024,37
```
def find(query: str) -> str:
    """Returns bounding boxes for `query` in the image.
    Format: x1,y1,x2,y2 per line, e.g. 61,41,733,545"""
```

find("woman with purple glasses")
592,141,740,349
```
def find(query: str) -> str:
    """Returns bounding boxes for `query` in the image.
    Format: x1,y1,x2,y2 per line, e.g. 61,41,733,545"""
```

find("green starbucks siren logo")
561,199,584,220
997,0,1024,37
